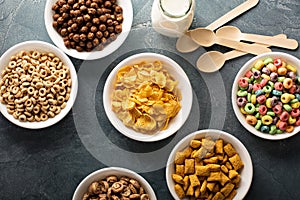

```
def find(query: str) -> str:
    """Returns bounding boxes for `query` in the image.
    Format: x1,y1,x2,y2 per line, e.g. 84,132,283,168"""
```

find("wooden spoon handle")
242,33,298,50
176,0,259,53
216,37,271,55
223,34,287,60
206,0,259,30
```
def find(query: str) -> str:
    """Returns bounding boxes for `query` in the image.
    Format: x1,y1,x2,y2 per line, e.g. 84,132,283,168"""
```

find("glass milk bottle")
151,0,195,37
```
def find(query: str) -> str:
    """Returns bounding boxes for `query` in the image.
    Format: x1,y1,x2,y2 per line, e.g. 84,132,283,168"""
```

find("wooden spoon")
176,0,260,53
190,28,271,55
196,34,286,73
216,26,298,49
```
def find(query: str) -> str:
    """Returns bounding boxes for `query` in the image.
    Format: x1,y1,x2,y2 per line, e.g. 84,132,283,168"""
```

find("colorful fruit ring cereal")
235,55,300,135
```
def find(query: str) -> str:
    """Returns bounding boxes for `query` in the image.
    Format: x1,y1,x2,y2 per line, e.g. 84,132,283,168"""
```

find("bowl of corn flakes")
166,129,253,200
103,52,192,142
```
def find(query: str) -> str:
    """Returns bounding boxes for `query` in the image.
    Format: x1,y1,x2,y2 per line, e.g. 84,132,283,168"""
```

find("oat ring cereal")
0,50,72,122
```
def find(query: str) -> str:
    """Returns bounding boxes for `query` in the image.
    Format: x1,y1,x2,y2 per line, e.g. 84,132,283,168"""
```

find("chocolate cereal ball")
52,0,123,52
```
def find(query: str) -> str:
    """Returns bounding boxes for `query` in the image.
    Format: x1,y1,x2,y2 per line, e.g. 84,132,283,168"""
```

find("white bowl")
232,52,300,140
103,52,193,142
72,167,157,200
166,129,253,200
44,0,133,60
0,40,78,129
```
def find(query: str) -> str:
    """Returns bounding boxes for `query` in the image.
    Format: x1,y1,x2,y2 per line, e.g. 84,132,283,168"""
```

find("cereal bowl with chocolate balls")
45,0,133,60
72,167,157,200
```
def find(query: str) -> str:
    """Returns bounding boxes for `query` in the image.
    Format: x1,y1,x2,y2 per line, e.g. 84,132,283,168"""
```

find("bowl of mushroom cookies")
73,167,157,200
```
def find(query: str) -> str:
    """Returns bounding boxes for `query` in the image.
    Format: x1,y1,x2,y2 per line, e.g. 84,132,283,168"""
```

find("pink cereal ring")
295,118,300,126
260,78,268,87
280,111,289,122
258,105,267,115
291,108,300,118
274,82,283,91
289,85,297,94
257,95,266,104
238,77,248,88
273,104,282,115
274,58,282,67
278,121,287,131
245,70,253,78
253,83,261,92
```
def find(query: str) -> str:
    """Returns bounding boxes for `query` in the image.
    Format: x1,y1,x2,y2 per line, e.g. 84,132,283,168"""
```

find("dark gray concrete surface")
0,0,299,199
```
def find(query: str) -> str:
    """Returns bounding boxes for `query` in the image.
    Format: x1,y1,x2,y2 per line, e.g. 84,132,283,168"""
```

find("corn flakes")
111,61,181,134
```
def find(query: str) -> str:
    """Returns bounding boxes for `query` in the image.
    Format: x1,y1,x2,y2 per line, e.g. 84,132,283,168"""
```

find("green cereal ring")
276,129,284,134
262,115,273,125
249,76,254,83
264,57,273,65
267,111,275,117
237,90,248,97
278,77,285,82
244,103,256,114
255,120,262,130
290,99,299,104
263,85,272,93
255,112,260,119
269,125,277,135
267,81,274,88
283,104,292,112
247,93,251,102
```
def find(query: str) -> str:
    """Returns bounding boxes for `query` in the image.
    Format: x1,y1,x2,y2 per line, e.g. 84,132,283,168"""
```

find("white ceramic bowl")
72,167,157,200
0,40,78,129
44,0,133,60
103,52,193,142
232,52,300,140
166,129,253,200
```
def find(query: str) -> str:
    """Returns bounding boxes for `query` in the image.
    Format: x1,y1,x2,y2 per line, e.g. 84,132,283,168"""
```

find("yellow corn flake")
111,60,181,134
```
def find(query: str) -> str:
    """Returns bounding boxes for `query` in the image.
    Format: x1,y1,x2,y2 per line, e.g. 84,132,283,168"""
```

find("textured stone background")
0,0,300,199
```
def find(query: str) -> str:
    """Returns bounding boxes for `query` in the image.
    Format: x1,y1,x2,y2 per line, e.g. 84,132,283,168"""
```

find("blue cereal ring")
272,90,282,96
260,125,270,133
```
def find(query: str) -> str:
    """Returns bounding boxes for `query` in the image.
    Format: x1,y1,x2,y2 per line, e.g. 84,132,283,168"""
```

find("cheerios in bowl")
0,40,78,129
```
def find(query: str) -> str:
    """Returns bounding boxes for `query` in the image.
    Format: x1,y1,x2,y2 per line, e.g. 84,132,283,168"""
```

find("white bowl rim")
165,129,253,200
0,40,78,129
103,52,193,142
44,0,133,60
72,166,157,200
232,52,300,140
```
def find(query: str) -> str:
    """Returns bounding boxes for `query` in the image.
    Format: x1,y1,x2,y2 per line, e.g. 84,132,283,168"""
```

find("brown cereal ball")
52,0,123,52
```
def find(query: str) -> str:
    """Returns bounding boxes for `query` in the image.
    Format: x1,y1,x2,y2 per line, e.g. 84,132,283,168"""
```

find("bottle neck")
159,0,193,18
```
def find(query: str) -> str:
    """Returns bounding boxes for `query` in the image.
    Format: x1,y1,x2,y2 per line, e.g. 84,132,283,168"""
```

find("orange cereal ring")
286,125,294,133
246,115,257,125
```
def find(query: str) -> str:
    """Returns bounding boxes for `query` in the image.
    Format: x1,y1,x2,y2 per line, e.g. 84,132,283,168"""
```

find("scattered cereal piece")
229,154,244,171
184,159,195,174
220,182,235,197
212,191,225,200
224,143,237,157
172,174,184,184
189,174,200,187
174,184,185,199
